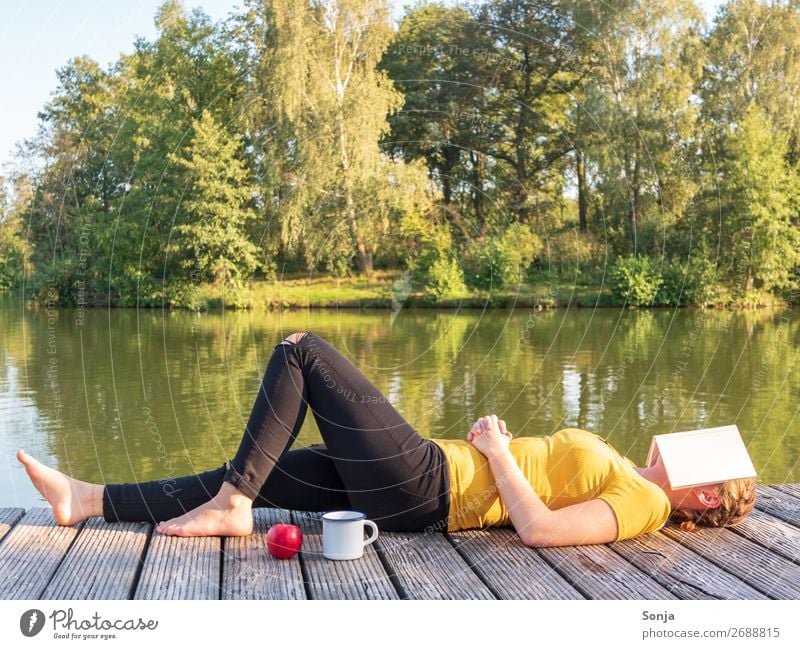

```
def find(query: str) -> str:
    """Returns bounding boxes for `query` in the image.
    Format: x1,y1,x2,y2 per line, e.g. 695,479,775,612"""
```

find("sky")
0,0,726,175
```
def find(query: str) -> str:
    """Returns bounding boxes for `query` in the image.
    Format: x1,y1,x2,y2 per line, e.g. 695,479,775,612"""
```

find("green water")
1,292,797,507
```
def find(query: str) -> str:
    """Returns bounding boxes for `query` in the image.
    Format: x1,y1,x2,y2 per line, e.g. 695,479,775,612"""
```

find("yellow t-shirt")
430,428,672,541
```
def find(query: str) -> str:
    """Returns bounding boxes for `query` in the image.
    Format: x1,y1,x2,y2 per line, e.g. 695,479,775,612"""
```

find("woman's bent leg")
104,444,351,523
151,332,321,535
220,331,449,532
283,333,450,532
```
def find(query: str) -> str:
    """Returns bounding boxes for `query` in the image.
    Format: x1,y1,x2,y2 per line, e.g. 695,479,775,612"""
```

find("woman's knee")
279,331,309,346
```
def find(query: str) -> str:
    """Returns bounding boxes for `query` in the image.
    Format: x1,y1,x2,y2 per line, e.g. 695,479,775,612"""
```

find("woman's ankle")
217,481,253,509
86,484,104,518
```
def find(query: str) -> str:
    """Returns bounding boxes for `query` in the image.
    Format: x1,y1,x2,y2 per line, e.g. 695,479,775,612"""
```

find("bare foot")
16,449,102,525
156,482,253,537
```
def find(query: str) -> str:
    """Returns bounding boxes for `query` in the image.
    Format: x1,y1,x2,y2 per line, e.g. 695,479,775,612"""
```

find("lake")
1,292,797,508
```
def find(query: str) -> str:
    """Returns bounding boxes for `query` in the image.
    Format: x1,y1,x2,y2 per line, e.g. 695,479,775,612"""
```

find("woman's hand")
467,414,512,459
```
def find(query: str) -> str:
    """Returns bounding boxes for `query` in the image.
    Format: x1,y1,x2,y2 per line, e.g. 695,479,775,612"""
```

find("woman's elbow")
522,535,545,548
519,526,555,548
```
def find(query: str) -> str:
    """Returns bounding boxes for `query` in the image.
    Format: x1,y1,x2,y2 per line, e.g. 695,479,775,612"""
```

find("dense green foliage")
407,226,467,300
1,0,799,308
463,224,543,290
610,256,663,306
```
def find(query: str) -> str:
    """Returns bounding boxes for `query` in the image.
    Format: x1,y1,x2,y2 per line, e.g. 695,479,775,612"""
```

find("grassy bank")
173,270,596,310
176,270,787,311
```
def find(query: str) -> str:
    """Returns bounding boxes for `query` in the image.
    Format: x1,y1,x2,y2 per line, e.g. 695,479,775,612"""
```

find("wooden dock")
1,483,798,600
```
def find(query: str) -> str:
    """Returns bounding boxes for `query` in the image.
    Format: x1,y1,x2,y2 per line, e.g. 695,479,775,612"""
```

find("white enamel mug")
321,510,379,560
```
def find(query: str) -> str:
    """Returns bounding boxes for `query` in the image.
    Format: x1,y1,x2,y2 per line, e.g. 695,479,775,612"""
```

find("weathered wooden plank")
0,508,24,544
0,507,82,599
539,544,677,600
377,530,495,600
447,527,583,599
755,485,800,527
661,524,800,599
292,511,398,600
728,508,800,564
135,534,220,600
610,532,766,599
773,483,800,502
43,517,150,599
222,508,305,600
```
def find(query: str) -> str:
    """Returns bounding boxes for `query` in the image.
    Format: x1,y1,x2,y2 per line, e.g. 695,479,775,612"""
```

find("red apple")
266,522,303,559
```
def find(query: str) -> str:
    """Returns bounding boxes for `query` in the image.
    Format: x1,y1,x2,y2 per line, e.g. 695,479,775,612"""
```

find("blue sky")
1,0,725,174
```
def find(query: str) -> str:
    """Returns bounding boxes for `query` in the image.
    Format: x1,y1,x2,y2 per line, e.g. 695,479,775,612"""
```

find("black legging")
102,332,451,532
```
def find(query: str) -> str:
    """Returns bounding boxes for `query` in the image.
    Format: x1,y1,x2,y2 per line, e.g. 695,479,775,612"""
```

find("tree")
579,0,704,254
16,0,252,305
720,104,800,292
380,3,498,236
701,0,800,164
108,0,249,302
167,110,262,287
477,0,588,226
265,0,427,274
0,175,33,290
695,0,800,295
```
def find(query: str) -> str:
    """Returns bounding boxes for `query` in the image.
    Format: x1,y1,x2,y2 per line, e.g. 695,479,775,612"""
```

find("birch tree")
265,0,426,274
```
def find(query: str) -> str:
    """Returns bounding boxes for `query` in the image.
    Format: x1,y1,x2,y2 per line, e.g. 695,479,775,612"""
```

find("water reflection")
1,292,797,507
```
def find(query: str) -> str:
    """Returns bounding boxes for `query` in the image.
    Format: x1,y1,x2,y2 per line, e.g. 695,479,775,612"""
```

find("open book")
645,424,757,489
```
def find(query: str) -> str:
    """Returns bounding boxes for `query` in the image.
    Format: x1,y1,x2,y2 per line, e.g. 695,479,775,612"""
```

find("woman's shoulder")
537,427,613,450
552,427,608,442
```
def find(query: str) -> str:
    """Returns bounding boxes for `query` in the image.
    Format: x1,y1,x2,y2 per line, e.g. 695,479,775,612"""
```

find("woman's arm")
471,416,619,547
485,448,554,544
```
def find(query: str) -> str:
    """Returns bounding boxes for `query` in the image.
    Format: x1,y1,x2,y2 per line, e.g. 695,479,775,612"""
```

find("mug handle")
363,520,379,547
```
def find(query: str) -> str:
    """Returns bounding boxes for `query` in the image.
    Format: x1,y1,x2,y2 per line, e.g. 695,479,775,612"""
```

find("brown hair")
668,477,757,531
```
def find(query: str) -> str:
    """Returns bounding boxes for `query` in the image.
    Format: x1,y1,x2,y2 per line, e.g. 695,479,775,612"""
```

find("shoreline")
11,295,793,312
2,271,793,311
13,296,793,311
